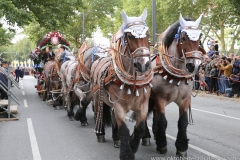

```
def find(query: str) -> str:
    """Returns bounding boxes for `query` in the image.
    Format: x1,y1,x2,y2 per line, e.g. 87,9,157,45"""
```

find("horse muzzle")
134,57,150,73
186,58,202,74
132,47,151,73
184,51,203,74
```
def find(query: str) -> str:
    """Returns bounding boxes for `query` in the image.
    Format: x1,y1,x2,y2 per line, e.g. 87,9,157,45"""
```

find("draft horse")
91,9,153,160
60,43,101,125
43,60,61,101
147,14,205,157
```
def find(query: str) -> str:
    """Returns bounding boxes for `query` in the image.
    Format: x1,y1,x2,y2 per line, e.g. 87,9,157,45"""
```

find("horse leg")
111,110,120,148
75,96,89,126
130,101,149,154
142,98,155,146
155,100,168,154
141,120,151,146
66,92,75,121
175,107,189,157
114,107,134,160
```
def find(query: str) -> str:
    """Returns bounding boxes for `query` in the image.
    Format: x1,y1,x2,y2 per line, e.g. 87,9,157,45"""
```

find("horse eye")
181,37,186,42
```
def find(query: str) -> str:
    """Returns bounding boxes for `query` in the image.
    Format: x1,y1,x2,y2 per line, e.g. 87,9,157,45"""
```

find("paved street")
0,76,240,160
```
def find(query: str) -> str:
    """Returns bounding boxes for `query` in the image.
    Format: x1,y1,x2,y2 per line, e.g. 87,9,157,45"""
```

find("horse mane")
162,18,194,48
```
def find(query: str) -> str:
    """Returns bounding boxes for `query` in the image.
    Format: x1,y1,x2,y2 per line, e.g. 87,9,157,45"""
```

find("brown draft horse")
145,14,205,157
91,9,153,160
60,43,101,125
43,60,61,101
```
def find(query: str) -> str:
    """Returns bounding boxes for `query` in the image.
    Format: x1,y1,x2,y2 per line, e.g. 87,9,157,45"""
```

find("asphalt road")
0,76,240,160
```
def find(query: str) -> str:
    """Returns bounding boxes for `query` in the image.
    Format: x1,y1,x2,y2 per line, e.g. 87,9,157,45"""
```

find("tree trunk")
219,19,225,52
228,29,240,54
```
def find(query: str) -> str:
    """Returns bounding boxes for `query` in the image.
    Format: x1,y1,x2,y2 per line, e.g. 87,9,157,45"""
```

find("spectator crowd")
194,40,240,98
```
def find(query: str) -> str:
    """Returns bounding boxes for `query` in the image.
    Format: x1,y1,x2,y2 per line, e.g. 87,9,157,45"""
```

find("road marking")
27,118,42,160
192,108,240,121
24,99,28,107
126,117,221,158
21,85,24,89
22,91,25,95
148,127,221,159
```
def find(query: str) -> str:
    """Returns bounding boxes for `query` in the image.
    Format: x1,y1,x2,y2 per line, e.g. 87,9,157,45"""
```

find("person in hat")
47,46,55,61
15,66,21,82
0,60,8,99
42,48,49,64
1,60,9,72
58,45,66,63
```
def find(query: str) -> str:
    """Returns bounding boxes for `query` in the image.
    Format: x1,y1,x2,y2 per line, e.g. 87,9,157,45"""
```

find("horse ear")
195,13,203,28
140,8,147,22
122,10,128,24
179,13,187,27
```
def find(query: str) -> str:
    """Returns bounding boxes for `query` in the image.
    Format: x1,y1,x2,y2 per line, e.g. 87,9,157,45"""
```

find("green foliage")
0,27,14,46
0,0,83,29
1,38,35,63
23,0,121,48
228,0,240,16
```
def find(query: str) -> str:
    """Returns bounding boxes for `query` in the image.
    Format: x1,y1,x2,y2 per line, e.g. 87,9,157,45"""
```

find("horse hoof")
97,135,105,142
81,121,88,126
142,138,151,146
69,116,75,121
176,150,187,157
55,106,61,110
114,140,120,148
157,147,167,154
120,155,135,160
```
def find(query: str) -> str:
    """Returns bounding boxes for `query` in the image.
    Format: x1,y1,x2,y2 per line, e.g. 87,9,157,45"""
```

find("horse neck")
168,40,185,69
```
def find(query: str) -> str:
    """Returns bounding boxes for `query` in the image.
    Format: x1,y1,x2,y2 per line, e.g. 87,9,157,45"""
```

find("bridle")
118,21,151,61
159,25,204,79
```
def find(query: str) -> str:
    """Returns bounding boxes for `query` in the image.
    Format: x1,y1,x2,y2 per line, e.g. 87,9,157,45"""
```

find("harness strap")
95,68,108,134
92,65,116,93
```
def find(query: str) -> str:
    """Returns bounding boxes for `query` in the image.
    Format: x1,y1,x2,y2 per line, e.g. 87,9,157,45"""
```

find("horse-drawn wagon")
30,31,70,100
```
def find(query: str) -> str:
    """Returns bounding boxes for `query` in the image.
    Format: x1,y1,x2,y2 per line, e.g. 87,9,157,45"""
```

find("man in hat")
15,66,21,82
58,45,67,63
0,60,8,99
47,46,55,61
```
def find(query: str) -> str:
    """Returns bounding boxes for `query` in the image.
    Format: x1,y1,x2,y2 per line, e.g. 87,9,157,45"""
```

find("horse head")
177,13,204,74
120,8,151,73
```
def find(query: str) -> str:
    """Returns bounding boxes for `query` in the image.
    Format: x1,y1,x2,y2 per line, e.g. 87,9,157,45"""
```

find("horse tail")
103,103,112,127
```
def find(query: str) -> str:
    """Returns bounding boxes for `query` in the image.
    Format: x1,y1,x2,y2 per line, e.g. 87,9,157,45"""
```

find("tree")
0,27,14,46
229,0,240,16
24,0,121,48
0,0,83,29
3,38,36,65
105,0,239,53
